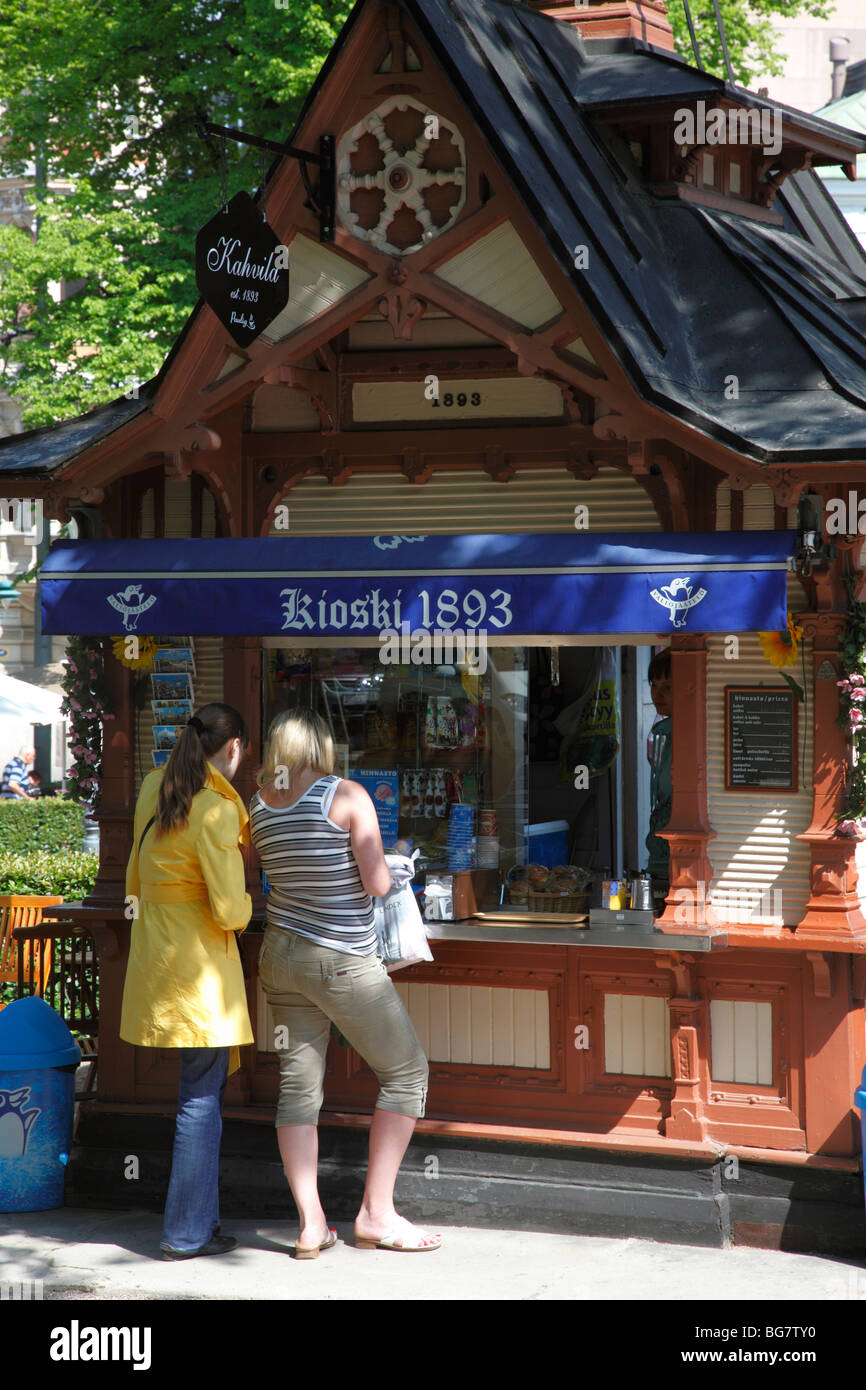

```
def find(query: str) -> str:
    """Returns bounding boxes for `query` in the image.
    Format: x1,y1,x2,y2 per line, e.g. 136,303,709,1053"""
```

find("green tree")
0,0,351,428
667,0,833,89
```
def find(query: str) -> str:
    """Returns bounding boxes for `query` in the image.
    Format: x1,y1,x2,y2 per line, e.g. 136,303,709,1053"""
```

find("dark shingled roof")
3,0,866,474
406,0,866,462
0,384,155,476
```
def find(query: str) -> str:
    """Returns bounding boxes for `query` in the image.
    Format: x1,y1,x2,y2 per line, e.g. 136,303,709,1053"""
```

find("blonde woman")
121,703,254,1260
250,708,440,1255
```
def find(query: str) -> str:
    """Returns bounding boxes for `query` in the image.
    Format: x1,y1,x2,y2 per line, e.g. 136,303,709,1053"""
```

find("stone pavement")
2,1206,866,1301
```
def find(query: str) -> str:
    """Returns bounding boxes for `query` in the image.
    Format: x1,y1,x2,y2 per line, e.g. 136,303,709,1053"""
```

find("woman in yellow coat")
120,702,254,1260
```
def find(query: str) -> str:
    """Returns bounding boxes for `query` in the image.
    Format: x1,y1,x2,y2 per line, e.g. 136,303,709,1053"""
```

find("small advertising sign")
195,191,289,348
350,769,399,846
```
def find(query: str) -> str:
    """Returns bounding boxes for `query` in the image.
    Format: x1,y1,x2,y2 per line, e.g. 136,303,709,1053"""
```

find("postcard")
151,701,193,721
151,673,193,702
154,646,196,675
152,749,172,767
153,725,180,751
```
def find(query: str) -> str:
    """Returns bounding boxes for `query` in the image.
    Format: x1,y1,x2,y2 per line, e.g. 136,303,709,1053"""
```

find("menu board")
725,687,797,791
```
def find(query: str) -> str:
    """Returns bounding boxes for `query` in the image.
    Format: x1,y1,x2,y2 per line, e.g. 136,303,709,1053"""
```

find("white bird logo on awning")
106,584,157,631
650,576,708,628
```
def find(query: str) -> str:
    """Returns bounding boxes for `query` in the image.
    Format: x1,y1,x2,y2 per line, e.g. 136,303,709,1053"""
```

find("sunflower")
111,635,157,670
758,613,803,670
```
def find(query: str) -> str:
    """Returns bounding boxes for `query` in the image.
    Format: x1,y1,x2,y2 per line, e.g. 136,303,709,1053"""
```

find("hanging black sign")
195,191,290,348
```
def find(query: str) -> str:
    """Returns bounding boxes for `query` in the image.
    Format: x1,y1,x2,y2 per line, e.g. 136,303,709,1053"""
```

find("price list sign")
725,687,798,792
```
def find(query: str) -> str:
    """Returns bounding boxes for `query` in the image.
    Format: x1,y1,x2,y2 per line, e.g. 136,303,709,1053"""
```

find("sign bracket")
195,122,335,243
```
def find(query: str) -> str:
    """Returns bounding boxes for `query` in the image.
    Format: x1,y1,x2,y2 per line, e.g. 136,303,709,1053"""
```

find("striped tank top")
249,774,376,955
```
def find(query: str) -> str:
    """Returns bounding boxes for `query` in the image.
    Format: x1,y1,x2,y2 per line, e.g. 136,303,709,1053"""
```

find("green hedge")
0,799,86,854
0,850,98,900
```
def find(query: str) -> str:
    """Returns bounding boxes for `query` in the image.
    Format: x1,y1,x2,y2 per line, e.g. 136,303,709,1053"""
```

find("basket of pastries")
509,863,591,914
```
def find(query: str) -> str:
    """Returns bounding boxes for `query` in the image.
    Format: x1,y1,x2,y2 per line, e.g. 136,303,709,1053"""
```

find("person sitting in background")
25,769,42,798
1,746,36,799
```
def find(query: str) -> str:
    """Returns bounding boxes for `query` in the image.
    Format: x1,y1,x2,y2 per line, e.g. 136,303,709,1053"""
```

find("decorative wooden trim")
806,951,834,998
657,637,716,936
796,612,866,938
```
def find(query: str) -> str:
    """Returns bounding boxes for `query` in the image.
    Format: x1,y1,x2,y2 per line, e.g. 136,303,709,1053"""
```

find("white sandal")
355,1217,441,1251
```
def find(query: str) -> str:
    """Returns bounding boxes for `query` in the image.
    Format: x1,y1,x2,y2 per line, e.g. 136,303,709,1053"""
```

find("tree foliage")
666,0,833,89
0,0,834,428
0,0,352,427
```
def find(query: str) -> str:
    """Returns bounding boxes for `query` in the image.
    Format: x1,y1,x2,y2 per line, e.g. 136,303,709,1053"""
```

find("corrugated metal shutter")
134,479,224,794
716,481,797,531
705,573,813,927
268,465,663,535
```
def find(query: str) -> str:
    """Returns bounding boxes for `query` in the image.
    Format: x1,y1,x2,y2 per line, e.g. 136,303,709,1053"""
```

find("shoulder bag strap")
138,814,156,855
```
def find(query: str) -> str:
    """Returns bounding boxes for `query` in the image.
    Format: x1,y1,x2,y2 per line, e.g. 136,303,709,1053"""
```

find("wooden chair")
0,895,64,1004
12,912,99,1100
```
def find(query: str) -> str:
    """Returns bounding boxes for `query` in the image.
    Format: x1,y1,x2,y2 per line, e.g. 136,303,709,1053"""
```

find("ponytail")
155,702,249,835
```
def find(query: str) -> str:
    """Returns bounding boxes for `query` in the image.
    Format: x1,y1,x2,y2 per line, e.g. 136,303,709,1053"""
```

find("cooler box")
523,820,569,868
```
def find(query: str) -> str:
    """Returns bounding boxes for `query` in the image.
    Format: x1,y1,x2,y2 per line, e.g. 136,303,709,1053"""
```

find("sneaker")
161,1235,238,1261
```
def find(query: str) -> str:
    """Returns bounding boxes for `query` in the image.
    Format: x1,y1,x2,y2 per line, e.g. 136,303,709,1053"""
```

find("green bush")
0,799,86,854
0,850,98,900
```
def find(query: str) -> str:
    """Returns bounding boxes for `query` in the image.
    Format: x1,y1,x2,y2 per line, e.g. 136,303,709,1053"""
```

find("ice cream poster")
350,769,399,845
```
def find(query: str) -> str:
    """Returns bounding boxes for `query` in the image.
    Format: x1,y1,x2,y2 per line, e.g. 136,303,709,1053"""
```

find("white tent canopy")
0,673,64,723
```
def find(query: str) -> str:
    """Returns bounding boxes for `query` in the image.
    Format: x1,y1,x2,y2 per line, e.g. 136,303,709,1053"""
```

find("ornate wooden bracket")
401,446,433,485
673,144,707,184
657,951,698,999
263,365,336,433
321,448,352,487
765,467,808,510
44,485,104,520
483,446,515,483
592,412,627,443
377,289,427,341
184,421,222,452
805,951,834,998
756,149,812,209
565,451,599,482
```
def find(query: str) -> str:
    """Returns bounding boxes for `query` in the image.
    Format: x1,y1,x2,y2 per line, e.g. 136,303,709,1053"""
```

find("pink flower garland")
60,635,113,805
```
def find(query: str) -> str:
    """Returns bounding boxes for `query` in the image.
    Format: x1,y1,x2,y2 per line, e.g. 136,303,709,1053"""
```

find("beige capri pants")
257,923,429,1126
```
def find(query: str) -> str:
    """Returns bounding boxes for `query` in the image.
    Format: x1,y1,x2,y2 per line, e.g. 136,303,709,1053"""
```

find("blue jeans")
160,1047,229,1253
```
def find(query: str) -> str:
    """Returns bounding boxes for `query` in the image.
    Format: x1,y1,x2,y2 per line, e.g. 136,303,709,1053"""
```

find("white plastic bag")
374,850,434,972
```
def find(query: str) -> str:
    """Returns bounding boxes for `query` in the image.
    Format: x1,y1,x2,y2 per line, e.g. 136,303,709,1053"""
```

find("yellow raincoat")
120,763,254,1073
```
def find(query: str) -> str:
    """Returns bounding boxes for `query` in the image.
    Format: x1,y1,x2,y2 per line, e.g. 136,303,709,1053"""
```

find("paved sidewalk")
1,1207,865,1301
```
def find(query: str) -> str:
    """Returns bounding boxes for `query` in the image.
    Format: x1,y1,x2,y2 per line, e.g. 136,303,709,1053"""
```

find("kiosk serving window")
263,645,529,882
262,642,658,918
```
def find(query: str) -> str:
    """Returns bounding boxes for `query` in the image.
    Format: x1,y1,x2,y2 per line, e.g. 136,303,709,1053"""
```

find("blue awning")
39,532,796,637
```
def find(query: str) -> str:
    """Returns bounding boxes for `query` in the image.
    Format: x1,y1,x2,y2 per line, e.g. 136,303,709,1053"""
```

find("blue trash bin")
0,996,81,1212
